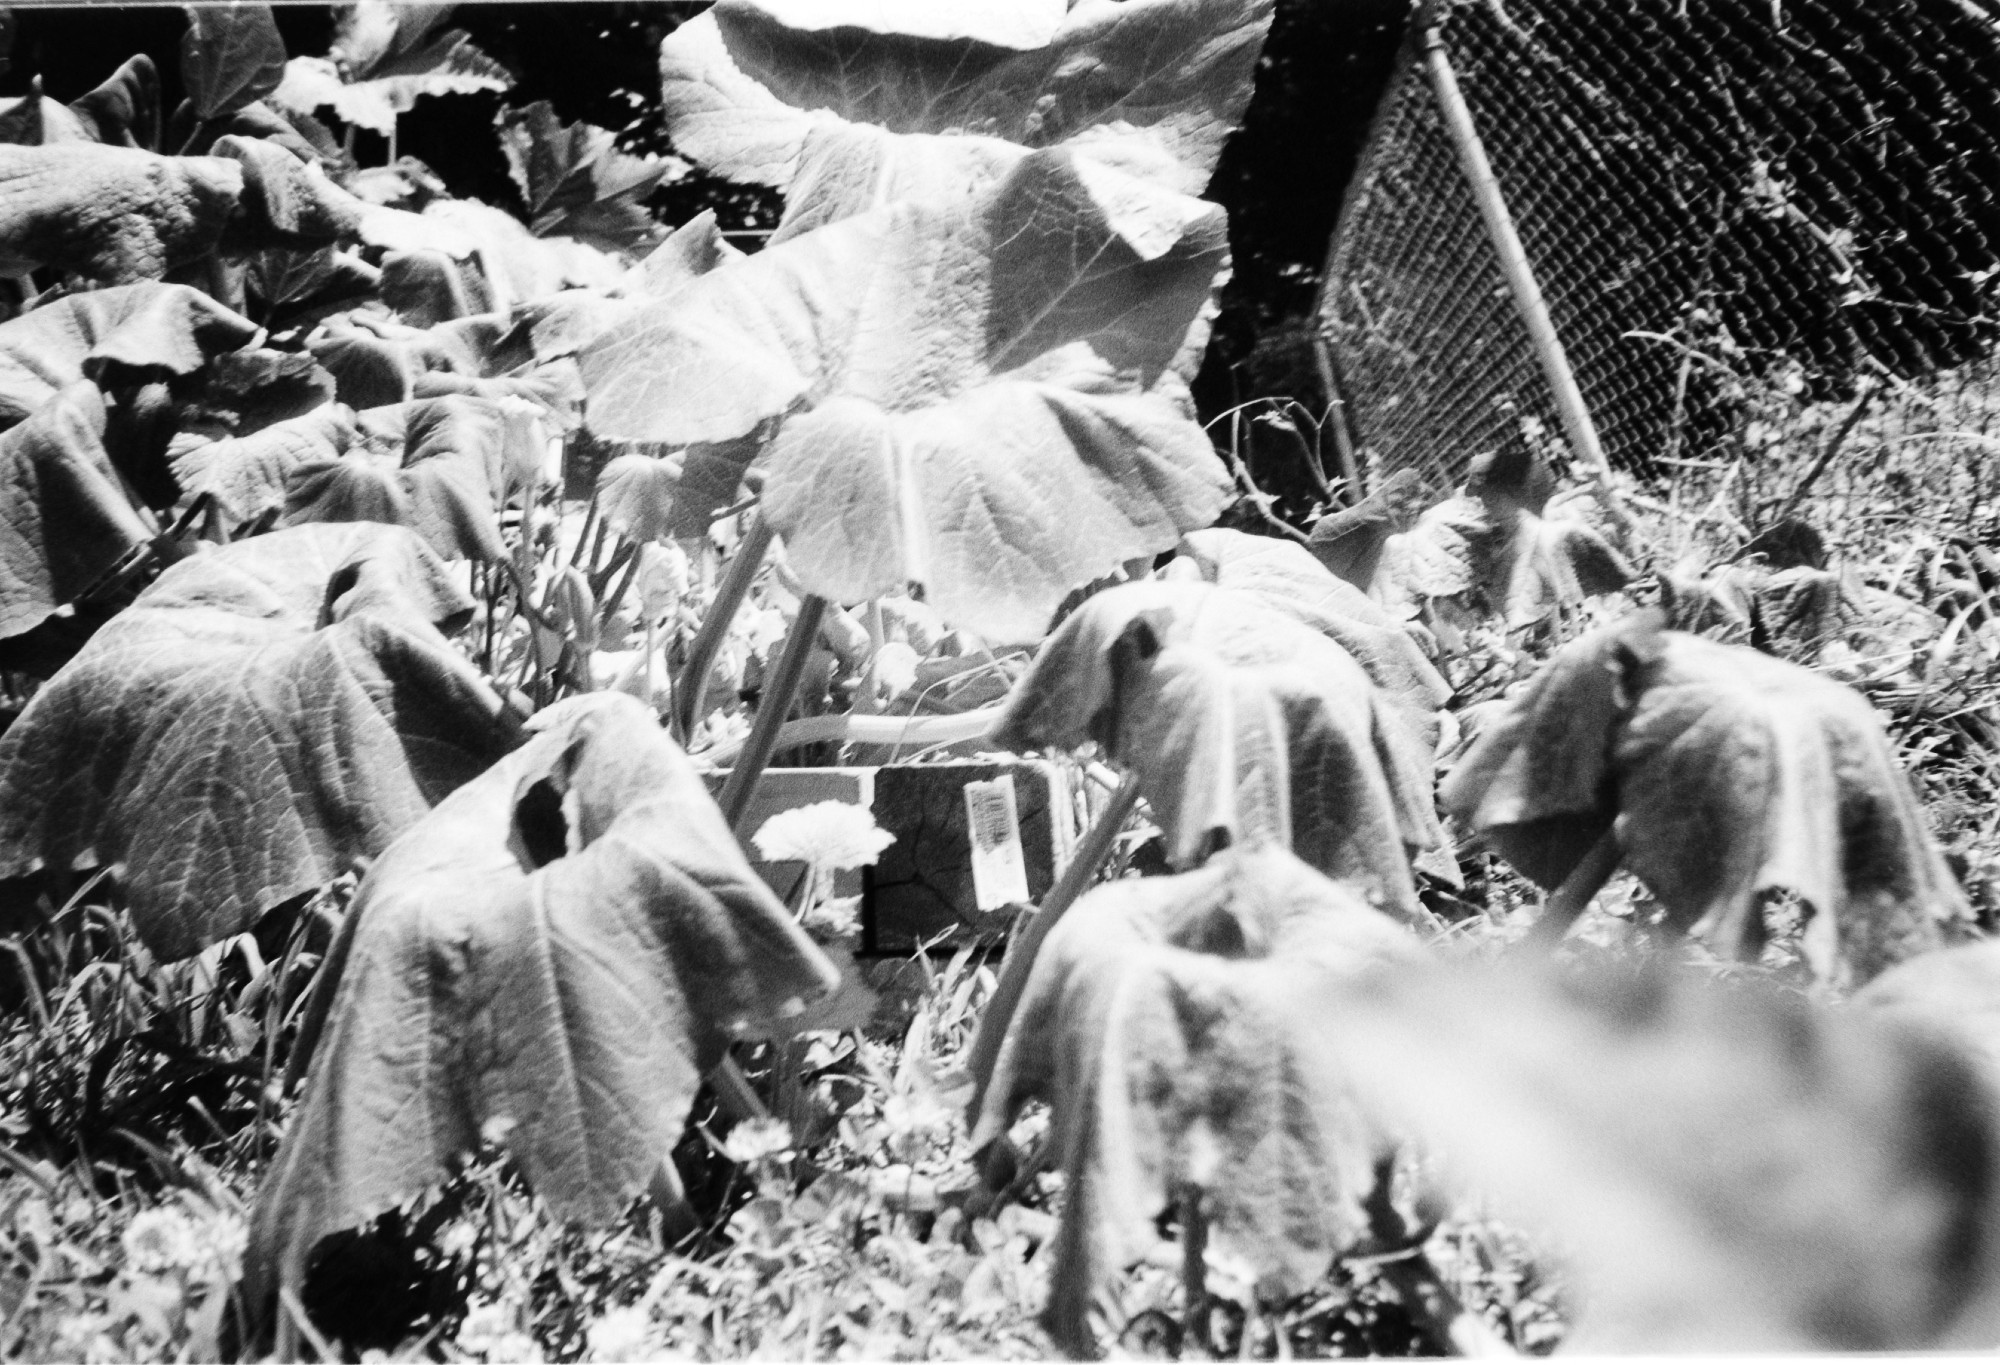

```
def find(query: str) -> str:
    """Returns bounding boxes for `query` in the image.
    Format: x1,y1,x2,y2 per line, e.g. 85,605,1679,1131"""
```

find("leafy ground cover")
1,2,1998,1362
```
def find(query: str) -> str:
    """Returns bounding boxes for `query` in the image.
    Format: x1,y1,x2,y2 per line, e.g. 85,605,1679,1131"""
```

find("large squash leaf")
0,522,518,960
0,384,154,639
283,395,509,561
581,148,1232,641
0,143,244,284
660,0,1271,239
244,692,841,1309
1288,954,2000,1351
0,282,257,427
995,580,1445,919
1441,612,1970,983
69,55,163,151
1163,527,1451,716
970,846,1416,1357
171,401,356,527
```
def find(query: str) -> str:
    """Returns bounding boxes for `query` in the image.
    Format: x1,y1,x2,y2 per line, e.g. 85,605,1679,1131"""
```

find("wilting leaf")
0,522,518,960
1310,446,1632,628
1660,559,1856,660
996,580,1445,919
0,78,92,147
244,691,841,1309
210,134,363,249
661,0,1271,236
1441,611,1970,983
172,402,355,525
582,148,1232,641
284,394,509,561
1306,469,1475,621
0,143,244,284
1285,954,2000,1351
180,4,288,122
0,282,258,427
174,346,337,441
1163,527,1451,716
496,100,679,255
70,55,163,150
306,312,500,408
597,452,683,544
0,384,154,638
969,847,1416,1356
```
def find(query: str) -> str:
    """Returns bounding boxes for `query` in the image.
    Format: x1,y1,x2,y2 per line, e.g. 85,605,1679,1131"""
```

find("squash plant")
1,2,1992,1359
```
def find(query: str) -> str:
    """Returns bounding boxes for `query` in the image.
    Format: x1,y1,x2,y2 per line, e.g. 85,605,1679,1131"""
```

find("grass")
2,353,1998,1361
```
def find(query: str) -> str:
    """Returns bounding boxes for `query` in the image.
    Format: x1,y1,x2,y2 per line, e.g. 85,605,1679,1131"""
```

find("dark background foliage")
0,0,1413,431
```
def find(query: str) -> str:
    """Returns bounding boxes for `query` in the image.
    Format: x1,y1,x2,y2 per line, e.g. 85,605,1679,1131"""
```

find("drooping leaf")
209,134,363,250
969,846,1417,1357
660,0,1272,237
995,580,1445,919
1660,559,1856,661
596,451,683,544
0,77,92,147
180,4,288,122
173,346,338,442
69,55,163,150
581,148,1232,641
0,142,245,284
172,402,355,525
1285,954,2000,1351
284,394,509,561
496,100,680,255
0,522,518,960
243,691,841,1310
1163,527,1451,716
1306,469,1475,620
0,384,154,639
1310,445,1632,629
1441,611,1970,983
0,282,258,427
306,312,498,408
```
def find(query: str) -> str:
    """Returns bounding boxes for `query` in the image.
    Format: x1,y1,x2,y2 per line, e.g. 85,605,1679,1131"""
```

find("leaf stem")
674,514,775,744
718,594,828,830
1181,1186,1211,1355
964,775,1143,1125
1530,826,1621,946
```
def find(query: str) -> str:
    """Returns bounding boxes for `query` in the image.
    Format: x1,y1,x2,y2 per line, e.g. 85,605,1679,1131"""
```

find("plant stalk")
718,594,828,830
674,514,776,743
1530,826,1621,946
964,775,1143,1124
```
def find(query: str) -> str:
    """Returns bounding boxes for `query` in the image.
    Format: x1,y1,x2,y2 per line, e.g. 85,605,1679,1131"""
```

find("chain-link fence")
1317,0,2000,497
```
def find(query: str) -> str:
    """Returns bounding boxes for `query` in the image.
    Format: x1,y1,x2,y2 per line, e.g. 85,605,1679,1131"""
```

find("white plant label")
965,775,1030,911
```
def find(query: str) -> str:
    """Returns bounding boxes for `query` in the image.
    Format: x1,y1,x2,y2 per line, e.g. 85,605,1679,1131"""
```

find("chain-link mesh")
1318,0,2000,496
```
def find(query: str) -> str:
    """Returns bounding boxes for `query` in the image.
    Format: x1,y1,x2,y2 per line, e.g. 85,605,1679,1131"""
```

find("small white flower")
586,1304,654,1360
120,1208,201,1275
871,641,921,699
753,802,894,870
721,1117,794,1165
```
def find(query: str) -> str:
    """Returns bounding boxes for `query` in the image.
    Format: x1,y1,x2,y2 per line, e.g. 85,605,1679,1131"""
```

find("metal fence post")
1418,2,1613,479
